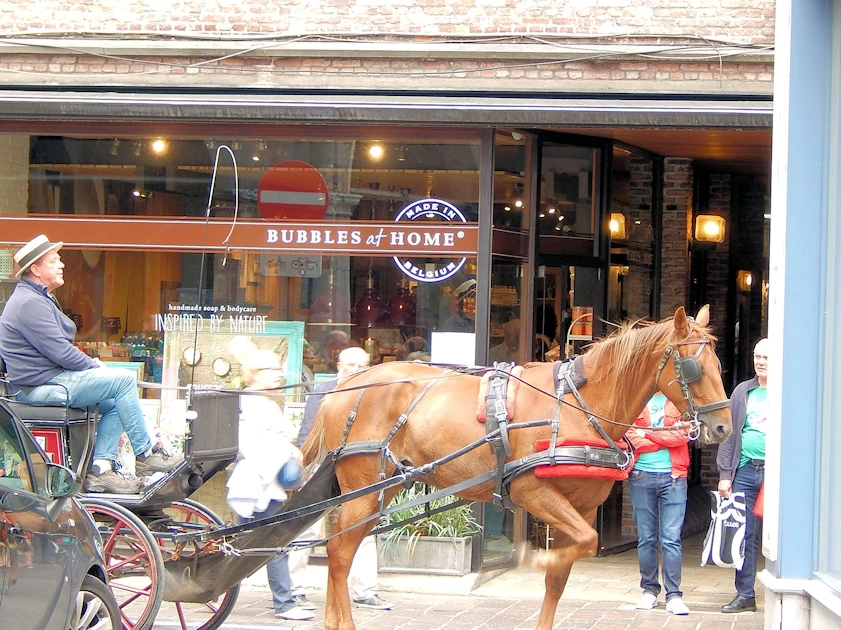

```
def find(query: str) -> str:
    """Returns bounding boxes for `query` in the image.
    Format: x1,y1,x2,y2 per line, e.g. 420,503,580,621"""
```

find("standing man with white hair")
293,346,393,611
717,337,769,613
0,235,181,493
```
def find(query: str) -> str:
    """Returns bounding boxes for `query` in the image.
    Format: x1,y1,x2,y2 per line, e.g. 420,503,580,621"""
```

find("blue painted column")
766,0,832,580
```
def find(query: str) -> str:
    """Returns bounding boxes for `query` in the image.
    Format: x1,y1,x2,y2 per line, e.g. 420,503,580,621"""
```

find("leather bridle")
655,336,730,438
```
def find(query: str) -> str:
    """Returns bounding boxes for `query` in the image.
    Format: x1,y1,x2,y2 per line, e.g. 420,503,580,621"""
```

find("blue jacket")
0,278,97,388
716,376,761,481
296,378,339,448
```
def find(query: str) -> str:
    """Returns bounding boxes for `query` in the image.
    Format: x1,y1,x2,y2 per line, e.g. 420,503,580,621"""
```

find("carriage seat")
0,355,89,423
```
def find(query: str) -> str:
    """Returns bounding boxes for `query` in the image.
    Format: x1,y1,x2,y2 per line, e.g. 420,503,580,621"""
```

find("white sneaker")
635,592,658,610
666,597,690,615
276,606,315,621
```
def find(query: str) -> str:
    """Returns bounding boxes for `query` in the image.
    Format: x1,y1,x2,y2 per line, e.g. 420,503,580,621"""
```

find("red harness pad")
533,438,631,481
476,365,523,423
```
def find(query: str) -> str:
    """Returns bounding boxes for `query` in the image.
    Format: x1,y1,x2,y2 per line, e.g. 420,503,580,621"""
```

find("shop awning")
0,89,772,129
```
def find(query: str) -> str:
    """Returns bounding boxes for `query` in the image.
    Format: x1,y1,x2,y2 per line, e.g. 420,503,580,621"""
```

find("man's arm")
13,297,97,371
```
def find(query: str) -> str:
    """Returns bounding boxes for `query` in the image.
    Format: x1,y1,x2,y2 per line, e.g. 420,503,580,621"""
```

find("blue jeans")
16,367,153,462
732,461,764,598
237,500,294,614
628,470,688,600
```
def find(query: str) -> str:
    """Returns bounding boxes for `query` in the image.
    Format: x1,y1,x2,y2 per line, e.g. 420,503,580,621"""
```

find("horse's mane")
583,316,714,420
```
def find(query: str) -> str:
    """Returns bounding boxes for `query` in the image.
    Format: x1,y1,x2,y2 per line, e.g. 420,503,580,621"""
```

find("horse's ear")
695,304,710,327
673,306,690,336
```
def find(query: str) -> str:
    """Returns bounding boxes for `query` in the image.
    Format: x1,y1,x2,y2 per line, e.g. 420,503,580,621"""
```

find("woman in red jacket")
626,393,691,616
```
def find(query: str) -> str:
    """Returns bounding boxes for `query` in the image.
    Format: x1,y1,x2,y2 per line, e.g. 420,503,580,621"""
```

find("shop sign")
260,254,322,278
154,304,269,334
391,198,468,283
0,216,478,256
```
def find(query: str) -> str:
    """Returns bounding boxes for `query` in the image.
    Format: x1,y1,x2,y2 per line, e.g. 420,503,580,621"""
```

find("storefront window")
608,147,657,322
0,129,483,399
538,143,597,238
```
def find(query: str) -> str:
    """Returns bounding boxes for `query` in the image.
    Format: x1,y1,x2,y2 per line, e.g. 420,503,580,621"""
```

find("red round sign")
257,160,329,220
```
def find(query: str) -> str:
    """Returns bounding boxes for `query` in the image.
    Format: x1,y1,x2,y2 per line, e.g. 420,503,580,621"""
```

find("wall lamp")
695,215,726,243
737,270,754,292
609,212,627,239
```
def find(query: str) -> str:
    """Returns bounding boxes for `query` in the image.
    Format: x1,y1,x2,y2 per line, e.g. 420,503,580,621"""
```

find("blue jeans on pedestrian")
237,500,295,614
732,461,764,598
16,367,153,462
628,470,688,601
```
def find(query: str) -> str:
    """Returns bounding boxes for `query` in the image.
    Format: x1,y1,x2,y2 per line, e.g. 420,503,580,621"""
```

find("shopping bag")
701,491,746,570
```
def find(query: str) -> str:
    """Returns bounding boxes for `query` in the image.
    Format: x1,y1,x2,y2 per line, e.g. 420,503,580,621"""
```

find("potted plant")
376,484,481,576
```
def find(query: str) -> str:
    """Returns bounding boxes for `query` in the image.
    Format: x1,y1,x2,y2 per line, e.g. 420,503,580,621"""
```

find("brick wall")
705,173,732,356
0,0,777,40
0,1,775,91
659,158,693,317
623,155,655,321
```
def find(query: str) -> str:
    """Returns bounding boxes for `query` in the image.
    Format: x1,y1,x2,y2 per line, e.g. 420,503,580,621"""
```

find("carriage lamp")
695,215,726,243
609,213,627,239
737,270,754,292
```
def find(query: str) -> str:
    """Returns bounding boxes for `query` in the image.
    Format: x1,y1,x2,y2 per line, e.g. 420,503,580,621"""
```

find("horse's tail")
301,403,327,467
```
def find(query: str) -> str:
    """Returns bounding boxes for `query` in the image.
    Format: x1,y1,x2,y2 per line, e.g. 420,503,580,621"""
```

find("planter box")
376,535,472,576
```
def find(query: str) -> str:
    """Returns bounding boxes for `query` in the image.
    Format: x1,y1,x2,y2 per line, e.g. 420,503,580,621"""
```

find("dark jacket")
296,378,339,448
0,278,97,388
716,376,762,481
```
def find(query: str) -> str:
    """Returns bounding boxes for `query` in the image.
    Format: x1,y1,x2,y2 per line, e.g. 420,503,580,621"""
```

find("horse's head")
656,305,732,443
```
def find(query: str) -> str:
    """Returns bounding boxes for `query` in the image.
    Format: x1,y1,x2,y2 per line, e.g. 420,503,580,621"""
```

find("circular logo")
392,198,468,283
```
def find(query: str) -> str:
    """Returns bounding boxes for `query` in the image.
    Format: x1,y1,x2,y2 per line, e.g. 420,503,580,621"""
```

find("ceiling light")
133,140,142,157
368,144,385,160
503,206,511,212
538,212,545,218
151,138,167,154
231,140,243,151
256,140,269,152
205,138,218,149
548,208,555,214
514,200,523,208
396,143,408,162
109,138,120,156
252,155,260,162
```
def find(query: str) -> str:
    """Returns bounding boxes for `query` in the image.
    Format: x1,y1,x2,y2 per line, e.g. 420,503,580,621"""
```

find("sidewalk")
155,534,764,629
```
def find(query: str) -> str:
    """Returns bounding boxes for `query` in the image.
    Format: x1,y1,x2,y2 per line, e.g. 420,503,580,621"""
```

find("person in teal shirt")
626,393,692,615
716,338,768,613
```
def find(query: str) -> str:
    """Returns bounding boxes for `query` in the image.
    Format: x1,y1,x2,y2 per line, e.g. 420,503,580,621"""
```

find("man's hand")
92,358,105,368
718,479,732,498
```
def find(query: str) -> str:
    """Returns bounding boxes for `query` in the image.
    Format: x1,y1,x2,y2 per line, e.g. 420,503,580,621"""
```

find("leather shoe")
721,594,757,613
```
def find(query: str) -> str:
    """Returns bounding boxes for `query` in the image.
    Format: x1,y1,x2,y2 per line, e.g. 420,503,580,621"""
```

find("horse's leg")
323,493,385,630
512,484,599,630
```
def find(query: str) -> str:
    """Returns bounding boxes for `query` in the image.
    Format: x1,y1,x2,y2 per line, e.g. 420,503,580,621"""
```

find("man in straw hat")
0,235,182,493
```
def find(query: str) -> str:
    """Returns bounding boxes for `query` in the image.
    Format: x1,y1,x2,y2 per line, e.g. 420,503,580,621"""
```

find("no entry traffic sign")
257,160,329,220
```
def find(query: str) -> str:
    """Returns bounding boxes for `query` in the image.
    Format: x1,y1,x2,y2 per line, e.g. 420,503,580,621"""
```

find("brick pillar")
660,158,693,317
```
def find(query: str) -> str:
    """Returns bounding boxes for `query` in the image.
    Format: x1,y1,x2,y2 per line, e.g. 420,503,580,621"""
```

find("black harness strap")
484,364,516,509
376,372,449,512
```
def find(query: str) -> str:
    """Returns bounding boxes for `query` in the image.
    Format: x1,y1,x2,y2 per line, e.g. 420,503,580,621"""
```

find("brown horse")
301,305,731,630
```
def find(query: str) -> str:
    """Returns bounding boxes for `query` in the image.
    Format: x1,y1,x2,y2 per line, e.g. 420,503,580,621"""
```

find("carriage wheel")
156,499,240,630
81,498,165,630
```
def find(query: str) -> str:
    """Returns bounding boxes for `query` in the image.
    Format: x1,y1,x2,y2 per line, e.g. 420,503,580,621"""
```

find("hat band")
16,240,57,271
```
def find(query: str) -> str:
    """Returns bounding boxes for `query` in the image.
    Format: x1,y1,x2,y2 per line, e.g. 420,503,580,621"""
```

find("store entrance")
529,262,634,555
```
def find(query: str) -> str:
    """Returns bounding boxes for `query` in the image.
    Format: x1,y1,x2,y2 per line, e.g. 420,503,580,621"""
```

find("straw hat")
14,234,63,277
